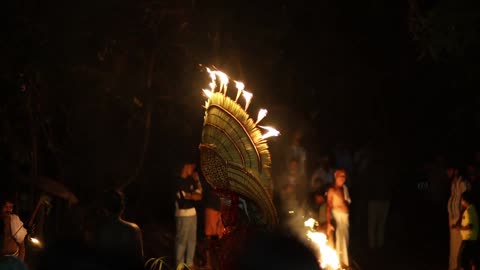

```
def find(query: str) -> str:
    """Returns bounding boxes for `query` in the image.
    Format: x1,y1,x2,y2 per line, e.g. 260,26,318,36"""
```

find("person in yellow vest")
452,191,479,270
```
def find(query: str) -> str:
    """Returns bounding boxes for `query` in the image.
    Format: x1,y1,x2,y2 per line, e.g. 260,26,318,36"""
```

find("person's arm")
135,226,144,259
184,191,202,201
18,241,25,261
326,188,334,232
458,224,473,230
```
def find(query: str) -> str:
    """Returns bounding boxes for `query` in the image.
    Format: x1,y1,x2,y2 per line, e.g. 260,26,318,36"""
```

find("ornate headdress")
198,68,279,225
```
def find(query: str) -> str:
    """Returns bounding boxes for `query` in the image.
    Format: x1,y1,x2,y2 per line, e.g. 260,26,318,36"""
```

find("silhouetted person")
367,150,393,250
93,190,144,270
38,239,111,270
285,130,307,177
229,229,321,270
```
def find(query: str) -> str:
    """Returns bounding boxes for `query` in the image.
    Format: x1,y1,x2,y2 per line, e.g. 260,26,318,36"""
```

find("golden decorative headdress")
199,68,279,225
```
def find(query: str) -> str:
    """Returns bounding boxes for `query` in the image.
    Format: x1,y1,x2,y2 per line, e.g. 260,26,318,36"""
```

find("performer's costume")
198,71,278,227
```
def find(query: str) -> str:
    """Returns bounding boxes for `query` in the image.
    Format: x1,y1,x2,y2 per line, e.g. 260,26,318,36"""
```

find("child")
453,191,479,270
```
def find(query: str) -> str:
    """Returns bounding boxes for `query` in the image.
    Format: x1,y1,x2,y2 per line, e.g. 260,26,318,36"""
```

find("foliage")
410,0,480,62
145,257,171,270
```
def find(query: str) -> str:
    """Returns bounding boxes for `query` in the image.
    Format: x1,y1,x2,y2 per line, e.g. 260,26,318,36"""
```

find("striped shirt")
447,176,468,221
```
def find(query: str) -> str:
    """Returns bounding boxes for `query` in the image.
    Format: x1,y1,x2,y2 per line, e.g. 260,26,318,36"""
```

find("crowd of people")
428,156,480,270
273,131,398,270
3,129,480,270
0,190,145,270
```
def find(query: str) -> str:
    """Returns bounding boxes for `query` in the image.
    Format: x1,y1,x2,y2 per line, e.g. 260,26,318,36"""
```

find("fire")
206,68,229,94
201,67,280,140
29,236,42,247
242,90,253,111
304,218,340,270
255,109,268,124
258,125,280,139
234,81,245,102
203,89,213,98
216,71,229,94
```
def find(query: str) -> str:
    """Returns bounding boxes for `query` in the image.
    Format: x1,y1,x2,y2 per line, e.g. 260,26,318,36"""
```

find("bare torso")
328,186,349,213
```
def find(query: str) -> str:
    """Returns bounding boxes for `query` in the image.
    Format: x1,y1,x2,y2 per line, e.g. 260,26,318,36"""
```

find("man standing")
453,191,479,270
367,150,393,250
94,190,144,270
326,169,351,268
175,161,202,269
285,130,307,177
447,165,469,270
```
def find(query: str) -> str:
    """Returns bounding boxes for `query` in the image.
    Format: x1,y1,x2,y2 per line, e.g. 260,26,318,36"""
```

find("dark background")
1,0,480,269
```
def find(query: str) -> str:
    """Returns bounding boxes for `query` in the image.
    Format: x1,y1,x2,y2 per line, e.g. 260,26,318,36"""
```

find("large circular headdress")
199,68,279,225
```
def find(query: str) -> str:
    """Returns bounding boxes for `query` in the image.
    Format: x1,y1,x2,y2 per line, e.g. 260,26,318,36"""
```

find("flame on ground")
304,218,340,270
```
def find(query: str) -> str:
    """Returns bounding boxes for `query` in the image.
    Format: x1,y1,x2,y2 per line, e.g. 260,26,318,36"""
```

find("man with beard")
0,195,27,261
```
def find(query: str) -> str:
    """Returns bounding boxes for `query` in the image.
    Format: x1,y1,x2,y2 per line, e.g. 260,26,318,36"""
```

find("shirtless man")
326,169,351,268
94,190,144,270
0,195,27,261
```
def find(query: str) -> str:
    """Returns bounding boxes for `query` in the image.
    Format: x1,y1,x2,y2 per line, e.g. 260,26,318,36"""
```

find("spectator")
175,161,202,269
0,194,27,261
453,191,479,270
447,165,469,270
326,169,351,268
366,150,393,250
285,130,307,177
93,190,144,270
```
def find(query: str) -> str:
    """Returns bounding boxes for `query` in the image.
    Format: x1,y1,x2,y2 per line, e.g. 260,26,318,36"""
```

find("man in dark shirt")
175,161,202,269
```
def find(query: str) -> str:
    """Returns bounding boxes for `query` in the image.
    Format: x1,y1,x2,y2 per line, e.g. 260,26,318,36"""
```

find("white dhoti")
332,210,349,267
449,218,462,270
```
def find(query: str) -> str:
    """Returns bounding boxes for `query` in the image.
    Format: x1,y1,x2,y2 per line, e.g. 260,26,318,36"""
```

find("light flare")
242,90,253,111
206,68,217,92
304,218,340,270
201,67,281,139
258,125,280,139
216,71,229,94
255,109,268,124
209,82,216,92
206,67,229,94
202,89,213,98
29,237,42,247
234,81,245,102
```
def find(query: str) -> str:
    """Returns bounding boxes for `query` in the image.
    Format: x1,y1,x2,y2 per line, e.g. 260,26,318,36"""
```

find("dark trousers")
459,240,479,270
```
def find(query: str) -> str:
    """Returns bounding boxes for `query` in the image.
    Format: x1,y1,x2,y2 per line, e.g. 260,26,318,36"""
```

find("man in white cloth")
447,165,469,270
0,195,27,261
326,169,351,269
